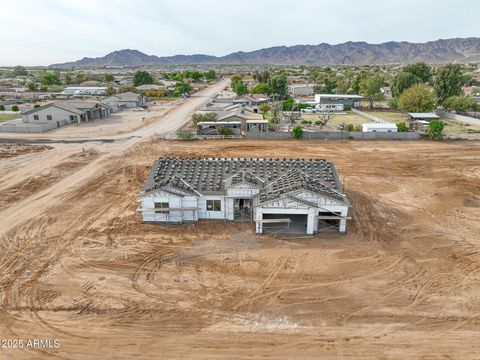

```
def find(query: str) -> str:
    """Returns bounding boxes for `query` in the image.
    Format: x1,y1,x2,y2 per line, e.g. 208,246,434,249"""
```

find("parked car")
132,107,145,111
301,107,316,114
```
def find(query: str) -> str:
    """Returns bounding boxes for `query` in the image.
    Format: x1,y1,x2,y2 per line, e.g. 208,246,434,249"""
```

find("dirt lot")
1,139,480,359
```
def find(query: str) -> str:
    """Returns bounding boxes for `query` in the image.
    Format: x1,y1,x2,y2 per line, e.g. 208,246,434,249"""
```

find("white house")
362,123,398,132
21,101,110,130
139,157,351,235
315,94,363,108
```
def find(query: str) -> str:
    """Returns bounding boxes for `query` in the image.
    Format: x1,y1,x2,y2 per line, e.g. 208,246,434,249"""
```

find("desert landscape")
1,137,479,359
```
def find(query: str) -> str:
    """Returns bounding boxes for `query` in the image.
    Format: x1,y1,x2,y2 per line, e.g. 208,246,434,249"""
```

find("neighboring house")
114,76,134,85
136,84,164,92
196,121,242,135
315,94,363,108
139,157,350,235
362,123,398,132
408,113,441,132
288,84,315,97
408,113,440,121
101,92,145,112
235,94,270,105
380,86,393,99
64,87,108,96
196,108,268,135
21,101,110,130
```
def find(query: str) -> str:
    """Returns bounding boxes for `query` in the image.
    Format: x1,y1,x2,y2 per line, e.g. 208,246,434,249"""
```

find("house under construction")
139,157,350,235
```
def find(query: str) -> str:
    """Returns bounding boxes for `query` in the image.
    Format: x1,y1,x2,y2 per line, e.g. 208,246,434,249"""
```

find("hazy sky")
0,0,478,66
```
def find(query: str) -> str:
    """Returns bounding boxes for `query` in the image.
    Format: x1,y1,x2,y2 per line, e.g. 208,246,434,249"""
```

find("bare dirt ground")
0,144,53,158
1,138,479,359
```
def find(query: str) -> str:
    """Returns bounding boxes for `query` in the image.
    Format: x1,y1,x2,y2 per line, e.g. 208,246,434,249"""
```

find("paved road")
0,79,229,238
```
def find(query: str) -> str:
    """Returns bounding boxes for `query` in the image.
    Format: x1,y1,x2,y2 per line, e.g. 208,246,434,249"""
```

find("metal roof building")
408,113,440,121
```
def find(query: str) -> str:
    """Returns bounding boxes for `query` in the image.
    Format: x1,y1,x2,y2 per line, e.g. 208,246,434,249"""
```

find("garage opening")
317,211,341,232
262,214,308,234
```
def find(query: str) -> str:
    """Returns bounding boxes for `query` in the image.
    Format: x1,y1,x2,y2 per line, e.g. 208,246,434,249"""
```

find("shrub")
301,120,312,124
353,125,362,132
388,98,399,109
343,104,352,111
397,122,408,132
0,105,5,111
11,105,19,112
443,96,479,112
217,126,235,136
259,103,270,114
191,112,217,125
34,104,41,109
346,123,354,131
428,119,445,139
314,120,323,126
293,125,303,139
177,129,193,140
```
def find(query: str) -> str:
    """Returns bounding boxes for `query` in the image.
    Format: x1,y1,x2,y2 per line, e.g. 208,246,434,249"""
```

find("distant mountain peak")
51,38,480,67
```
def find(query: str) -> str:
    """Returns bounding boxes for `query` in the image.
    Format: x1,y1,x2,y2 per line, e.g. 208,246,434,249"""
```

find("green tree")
233,80,248,96
398,83,436,112
336,78,350,94
177,129,194,140
174,82,192,97
434,64,463,104
393,71,419,97
250,83,272,94
268,75,288,99
27,82,38,91
64,73,73,85
105,85,116,96
254,70,270,83
205,70,216,80
397,122,408,132
292,125,303,139
104,74,114,83
352,73,367,94
189,72,203,82
315,77,337,94
259,103,270,115
403,62,432,83
443,95,479,113
0,105,5,111
191,112,217,125
359,76,384,109
13,65,28,76
282,98,294,110
230,73,243,86
40,72,61,86
428,119,444,139
133,71,154,86
11,105,19,112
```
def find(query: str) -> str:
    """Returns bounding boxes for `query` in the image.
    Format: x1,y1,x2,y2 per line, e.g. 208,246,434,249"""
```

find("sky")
0,0,478,66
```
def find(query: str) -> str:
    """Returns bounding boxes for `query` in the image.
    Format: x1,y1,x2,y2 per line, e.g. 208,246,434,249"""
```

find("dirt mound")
0,144,53,158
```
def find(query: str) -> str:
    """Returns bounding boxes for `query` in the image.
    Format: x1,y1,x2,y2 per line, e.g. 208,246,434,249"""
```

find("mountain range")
51,38,480,67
